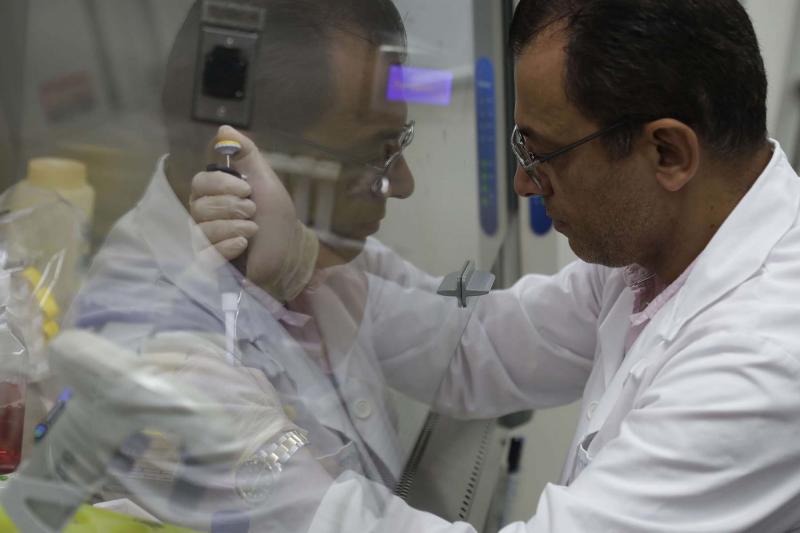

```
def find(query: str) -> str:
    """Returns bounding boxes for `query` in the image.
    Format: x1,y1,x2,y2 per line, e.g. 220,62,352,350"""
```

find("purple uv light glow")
386,65,454,107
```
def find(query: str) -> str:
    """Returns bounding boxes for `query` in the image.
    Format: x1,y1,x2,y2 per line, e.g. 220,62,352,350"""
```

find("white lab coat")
312,142,800,533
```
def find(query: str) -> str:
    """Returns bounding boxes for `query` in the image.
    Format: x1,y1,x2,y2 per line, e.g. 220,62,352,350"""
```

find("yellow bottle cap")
22,267,41,286
26,158,88,190
43,320,60,340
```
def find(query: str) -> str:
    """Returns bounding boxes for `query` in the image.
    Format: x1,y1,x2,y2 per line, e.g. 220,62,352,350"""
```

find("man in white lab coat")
192,0,800,531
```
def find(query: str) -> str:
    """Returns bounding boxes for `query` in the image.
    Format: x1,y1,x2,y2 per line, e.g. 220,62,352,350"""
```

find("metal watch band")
263,430,309,467
236,430,309,502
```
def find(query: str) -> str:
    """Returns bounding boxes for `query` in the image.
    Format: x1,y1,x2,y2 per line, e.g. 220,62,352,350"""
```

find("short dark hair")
163,0,406,139
509,0,768,158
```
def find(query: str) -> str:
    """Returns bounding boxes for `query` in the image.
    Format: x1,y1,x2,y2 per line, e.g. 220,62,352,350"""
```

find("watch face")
235,455,280,503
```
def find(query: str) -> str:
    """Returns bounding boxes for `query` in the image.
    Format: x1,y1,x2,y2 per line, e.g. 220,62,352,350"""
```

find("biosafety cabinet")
0,1,528,531
4,1,798,531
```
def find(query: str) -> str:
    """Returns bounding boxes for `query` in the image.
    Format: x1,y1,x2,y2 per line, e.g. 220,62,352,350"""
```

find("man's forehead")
516,25,568,86
312,29,408,143
513,26,577,143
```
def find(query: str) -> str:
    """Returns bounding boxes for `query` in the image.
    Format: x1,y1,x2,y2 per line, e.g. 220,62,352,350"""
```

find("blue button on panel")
475,57,498,236
529,196,553,236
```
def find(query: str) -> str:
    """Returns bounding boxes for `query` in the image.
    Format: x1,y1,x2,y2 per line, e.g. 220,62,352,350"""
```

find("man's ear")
642,119,700,192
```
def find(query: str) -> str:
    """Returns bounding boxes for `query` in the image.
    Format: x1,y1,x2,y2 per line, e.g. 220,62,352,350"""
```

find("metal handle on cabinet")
437,260,495,308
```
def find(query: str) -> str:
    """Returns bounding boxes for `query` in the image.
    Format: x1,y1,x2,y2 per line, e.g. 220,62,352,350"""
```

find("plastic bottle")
12,158,95,222
9,158,94,312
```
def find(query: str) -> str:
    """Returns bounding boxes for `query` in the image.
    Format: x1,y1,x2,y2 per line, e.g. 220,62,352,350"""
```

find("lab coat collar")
664,141,800,341
133,156,308,338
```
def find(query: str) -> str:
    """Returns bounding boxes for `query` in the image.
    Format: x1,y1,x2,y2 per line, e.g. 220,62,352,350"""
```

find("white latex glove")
189,126,318,302
45,329,321,530
137,331,299,462
50,329,297,466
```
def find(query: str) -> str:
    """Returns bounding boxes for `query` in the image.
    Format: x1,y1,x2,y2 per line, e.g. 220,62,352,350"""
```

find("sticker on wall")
475,57,498,236
529,196,553,236
386,65,454,107
39,71,96,124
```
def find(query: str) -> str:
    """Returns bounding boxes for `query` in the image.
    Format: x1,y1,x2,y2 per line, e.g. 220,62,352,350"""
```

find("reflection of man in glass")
66,0,424,528
165,1,415,248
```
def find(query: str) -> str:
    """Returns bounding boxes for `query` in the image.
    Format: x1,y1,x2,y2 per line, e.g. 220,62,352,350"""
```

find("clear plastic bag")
0,187,87,381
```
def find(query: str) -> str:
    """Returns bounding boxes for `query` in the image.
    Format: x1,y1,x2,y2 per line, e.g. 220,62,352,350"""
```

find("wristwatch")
235,430,309,502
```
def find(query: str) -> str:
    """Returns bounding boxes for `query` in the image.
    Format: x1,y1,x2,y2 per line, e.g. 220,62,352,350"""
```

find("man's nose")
514,165,550,197
387,156,415,199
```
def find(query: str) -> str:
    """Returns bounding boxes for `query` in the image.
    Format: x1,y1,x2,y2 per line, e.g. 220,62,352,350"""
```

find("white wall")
744,0,800,145
746,0,800,166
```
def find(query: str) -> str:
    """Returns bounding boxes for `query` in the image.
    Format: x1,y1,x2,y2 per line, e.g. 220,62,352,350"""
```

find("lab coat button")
353,399,372,419
586,402,599,420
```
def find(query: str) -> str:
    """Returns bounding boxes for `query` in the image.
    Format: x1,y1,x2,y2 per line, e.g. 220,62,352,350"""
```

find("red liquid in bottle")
0,382,25,474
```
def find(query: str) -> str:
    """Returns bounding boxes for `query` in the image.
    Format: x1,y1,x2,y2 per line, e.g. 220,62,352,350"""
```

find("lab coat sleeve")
354,237,443,292
312,331,800,533
432,261,605,418
360,239,605,417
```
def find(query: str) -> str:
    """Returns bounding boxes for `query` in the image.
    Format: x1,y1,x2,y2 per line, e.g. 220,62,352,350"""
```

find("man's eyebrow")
366,127,405,143
517,124,558,147
342,127,404,158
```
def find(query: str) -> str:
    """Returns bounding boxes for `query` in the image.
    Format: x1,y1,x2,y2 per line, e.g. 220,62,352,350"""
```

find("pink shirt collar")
623,259,697,351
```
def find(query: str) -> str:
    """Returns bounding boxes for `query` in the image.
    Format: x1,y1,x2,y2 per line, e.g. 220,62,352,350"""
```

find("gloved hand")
137,331,300,462
45,329,313,528
49,329,298,467
190,126,319,302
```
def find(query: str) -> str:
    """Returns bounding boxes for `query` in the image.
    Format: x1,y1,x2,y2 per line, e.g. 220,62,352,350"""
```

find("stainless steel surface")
400,414,507,531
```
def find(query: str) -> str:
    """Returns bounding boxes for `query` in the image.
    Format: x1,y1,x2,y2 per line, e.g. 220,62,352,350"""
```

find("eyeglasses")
368,120,415,175
366,120,415,197
267,121,415,197
511,120,627,191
